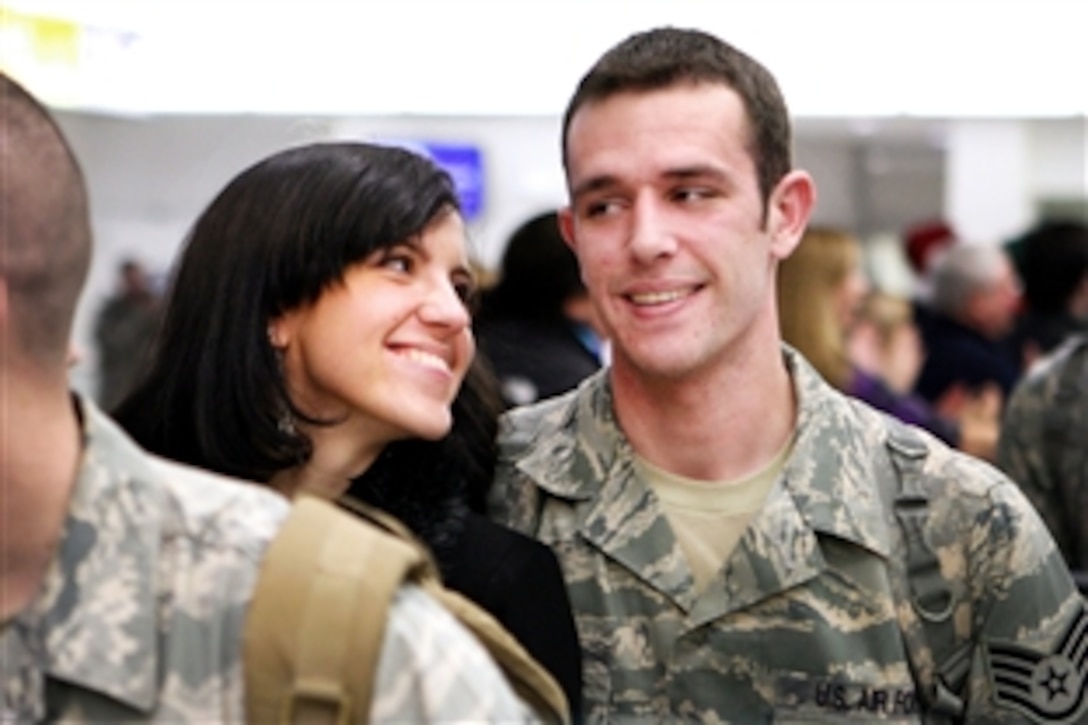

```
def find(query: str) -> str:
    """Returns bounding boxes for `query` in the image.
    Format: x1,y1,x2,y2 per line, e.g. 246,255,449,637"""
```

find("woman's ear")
267,314,293,349
767,170,817,261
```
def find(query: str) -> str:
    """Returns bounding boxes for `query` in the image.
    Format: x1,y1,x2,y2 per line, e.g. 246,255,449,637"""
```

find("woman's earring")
277,406,297,437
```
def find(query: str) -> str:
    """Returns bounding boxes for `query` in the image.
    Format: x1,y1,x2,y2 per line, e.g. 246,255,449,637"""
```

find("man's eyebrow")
571,165,730,199
570,174,620,200
662,165,729,182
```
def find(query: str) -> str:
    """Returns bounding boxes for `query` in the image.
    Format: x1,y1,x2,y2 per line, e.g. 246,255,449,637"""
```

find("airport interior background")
2,0,1086,400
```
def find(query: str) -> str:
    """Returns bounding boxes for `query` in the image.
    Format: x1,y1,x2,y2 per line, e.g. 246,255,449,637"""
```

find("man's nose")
629,195,678,264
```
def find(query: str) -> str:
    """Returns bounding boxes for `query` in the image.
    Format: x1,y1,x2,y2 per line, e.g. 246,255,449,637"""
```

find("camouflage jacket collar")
515,347,894,561
35,397,163,712
777,347,894,559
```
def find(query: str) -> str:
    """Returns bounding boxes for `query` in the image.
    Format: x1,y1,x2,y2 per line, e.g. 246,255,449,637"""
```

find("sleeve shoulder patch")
985,605,1087,723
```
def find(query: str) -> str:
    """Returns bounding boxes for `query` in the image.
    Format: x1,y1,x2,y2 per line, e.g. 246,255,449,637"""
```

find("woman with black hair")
113,142,582,714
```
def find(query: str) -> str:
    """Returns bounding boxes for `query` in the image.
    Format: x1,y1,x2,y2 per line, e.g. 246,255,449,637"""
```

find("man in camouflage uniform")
490,28,1088,723
997,334,1088,588
0,73,533,722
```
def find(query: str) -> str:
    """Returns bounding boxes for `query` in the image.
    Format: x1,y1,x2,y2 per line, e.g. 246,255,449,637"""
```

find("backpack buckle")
281,678,353,725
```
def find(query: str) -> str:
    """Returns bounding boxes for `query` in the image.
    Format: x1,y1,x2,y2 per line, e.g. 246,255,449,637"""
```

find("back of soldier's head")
0,73,91,371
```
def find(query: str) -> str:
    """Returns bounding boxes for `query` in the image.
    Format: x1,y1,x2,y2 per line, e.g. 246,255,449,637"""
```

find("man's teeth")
629,289,687,305
402,348,449,371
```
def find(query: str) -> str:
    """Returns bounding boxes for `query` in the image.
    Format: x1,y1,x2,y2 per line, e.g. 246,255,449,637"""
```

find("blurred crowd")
778,217,1088,583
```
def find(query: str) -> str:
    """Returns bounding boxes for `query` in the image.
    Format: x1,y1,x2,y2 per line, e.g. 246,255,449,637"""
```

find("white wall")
945,118,1088,243
1029,119,1088,201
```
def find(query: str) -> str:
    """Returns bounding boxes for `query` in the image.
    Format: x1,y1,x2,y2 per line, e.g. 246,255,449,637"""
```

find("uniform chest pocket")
578,613,667,721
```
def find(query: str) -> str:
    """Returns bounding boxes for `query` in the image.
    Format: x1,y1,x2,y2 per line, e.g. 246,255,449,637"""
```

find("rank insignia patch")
985,606,1087,722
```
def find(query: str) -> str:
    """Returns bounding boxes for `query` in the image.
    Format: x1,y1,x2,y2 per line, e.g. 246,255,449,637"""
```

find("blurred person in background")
778,226,999,460
1007,218,1088,367
93,257,161,410
849,291,1001,461
776,225,869,393
112,142,581,712
912,243,1023,405
900,218,958,336
475,210,606,408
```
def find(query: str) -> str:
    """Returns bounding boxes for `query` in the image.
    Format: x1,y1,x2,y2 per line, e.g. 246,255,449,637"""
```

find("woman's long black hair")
113,141,497,570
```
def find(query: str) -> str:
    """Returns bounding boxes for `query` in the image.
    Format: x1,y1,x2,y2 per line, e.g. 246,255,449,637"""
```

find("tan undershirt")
637,437,794,593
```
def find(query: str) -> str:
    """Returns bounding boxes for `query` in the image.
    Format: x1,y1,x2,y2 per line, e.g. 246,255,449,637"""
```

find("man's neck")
1,382,83,621
610,343,796,483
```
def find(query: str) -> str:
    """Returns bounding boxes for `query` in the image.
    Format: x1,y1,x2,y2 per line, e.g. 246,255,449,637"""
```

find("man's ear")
0,278,7,331
0,278,10,351
767,170,817,260
558,207,578,252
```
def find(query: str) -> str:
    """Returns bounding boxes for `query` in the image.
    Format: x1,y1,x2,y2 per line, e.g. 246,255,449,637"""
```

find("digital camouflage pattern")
491,347,1088,723
997,335,1088,574
1,398,534,723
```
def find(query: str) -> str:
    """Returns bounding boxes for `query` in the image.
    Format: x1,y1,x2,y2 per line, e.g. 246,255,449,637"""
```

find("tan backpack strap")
244,495,423,724
335,495,443,580
338,496,569,721
340,496,569,722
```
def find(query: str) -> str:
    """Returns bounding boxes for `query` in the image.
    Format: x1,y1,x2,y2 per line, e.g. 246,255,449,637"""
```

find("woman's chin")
401,411,453,442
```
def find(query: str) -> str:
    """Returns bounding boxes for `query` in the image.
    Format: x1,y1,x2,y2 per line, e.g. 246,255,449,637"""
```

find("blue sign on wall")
377,139,485,221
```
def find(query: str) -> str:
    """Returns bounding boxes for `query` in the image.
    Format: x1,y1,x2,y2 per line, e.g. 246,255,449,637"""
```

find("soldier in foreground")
0,72,534,722
490,27,1088,722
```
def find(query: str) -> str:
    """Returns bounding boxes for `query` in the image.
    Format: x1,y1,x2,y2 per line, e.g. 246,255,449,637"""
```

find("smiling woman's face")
270,211,476,445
